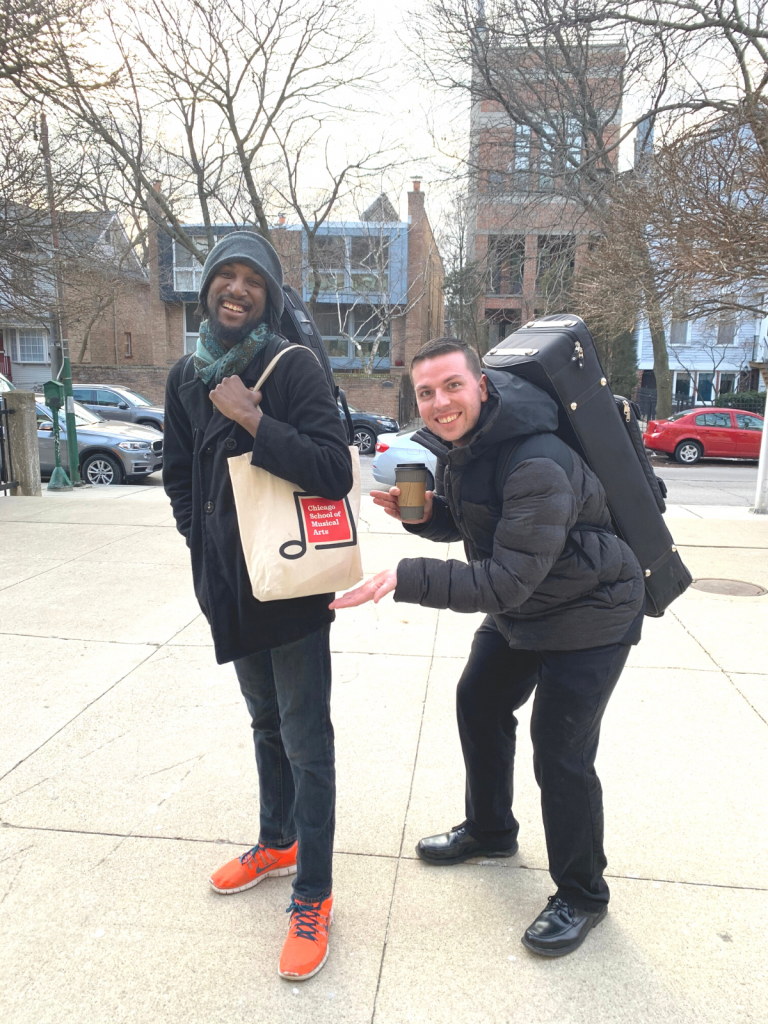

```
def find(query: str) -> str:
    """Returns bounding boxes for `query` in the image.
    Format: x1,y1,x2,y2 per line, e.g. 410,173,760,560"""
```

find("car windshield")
38,401,103,426
338,402,358,413
669,411,693,421
115,387,153,407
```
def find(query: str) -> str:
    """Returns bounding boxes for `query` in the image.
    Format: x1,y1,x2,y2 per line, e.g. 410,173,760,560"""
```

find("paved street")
362,451,761,507
1,483,767,1024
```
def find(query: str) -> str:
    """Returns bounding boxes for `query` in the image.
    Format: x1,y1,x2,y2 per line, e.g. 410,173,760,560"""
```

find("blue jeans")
233,625,334,903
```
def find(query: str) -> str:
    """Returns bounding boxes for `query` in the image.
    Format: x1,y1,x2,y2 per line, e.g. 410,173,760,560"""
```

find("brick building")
71,183,443,419
468,46,624,350
0,211,150,390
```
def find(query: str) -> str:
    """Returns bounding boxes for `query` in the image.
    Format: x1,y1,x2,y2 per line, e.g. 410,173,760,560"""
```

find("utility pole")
750,394,768,514
40,111,82,485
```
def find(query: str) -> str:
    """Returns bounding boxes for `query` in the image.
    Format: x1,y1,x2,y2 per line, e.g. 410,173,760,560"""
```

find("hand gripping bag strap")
228,340,363,601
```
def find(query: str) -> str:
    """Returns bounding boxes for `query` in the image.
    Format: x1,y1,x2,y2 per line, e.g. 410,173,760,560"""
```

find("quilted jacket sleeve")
393,458,578,613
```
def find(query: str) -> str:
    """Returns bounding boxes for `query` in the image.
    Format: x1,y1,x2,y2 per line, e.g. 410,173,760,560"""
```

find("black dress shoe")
521,896,607,957
416,823,518,865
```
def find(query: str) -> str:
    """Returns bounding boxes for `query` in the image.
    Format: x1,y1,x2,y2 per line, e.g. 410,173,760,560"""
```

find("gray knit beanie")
199,230,284,318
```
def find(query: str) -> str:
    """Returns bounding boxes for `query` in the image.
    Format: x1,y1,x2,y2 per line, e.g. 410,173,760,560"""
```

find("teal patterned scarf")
193,319,273,386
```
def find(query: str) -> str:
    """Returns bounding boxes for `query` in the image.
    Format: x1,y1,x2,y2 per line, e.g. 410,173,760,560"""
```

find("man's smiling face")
205,261,269,347
412,350,488,446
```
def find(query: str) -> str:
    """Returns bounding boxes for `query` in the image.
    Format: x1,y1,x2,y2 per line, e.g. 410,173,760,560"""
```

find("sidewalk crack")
370,603,441,1023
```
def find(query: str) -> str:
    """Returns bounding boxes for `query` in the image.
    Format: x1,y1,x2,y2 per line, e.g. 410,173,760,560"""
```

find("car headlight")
117,441,152,450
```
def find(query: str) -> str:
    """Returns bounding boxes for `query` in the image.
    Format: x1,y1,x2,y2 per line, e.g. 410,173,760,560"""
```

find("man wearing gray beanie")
163,230,353,982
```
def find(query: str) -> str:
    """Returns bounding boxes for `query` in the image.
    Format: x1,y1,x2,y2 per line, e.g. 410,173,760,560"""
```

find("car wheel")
674,440,702,465
353,427,376,456
138,419,162,431
83,453,123,485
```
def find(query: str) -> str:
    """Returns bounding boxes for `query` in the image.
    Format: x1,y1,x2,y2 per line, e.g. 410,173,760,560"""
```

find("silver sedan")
371,428,437,490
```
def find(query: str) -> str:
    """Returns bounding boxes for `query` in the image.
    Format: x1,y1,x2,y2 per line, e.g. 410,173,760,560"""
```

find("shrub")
714,390,765,414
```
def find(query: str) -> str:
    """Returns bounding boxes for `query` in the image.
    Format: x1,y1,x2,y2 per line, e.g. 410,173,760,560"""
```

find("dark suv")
71,385,164,432
339,402,399,455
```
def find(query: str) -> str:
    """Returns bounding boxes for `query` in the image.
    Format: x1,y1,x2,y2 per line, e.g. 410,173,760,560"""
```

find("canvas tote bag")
228,345,363,601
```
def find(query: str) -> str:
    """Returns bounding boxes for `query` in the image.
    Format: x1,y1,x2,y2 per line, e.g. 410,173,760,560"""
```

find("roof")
362,194,400,223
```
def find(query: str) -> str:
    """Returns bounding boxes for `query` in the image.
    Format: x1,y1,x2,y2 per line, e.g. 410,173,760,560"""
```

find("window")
184,303,202,355
697,372,715,401
314,303,351,358
16,328,48,363
695,412,732,427
539,135,555,190
350,235,388,291
674,372,691,398
719,372,736,394
351,305,390,361
670,320,689,345
487,235,525,295
736,414,763,430
538,118,581,190
72,388,97,404
536,236,575,299
116,388,152,407
717,311,738,346
124,332,132,358
315,236,346,270
173,237,211,292
350,235,389,269
96,389,122,407
514,124,531,185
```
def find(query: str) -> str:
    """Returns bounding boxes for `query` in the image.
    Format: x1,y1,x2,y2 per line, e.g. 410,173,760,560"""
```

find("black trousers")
457,618,631,911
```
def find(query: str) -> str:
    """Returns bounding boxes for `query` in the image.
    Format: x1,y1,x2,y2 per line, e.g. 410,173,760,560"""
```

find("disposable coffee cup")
395,463,428,520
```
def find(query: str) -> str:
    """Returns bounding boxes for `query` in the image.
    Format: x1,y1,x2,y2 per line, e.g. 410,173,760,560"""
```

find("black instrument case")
483,314,692,616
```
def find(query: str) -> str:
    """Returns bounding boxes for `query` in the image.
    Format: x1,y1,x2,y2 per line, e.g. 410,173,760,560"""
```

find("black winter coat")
394,370,644,651
163,336,353,664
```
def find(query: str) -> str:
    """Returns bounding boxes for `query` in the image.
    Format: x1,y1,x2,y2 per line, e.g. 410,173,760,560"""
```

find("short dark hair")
410,337,482,379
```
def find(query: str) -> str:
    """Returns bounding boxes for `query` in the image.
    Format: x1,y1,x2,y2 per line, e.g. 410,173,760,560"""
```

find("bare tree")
410,0,680,413
8,0,380,268
441,190,489,355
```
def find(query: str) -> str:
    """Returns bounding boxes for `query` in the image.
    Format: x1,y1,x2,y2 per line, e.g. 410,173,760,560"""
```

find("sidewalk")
1,485,766,1024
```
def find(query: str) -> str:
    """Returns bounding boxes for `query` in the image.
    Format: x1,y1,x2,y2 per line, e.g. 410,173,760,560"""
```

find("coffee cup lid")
396,462,427,470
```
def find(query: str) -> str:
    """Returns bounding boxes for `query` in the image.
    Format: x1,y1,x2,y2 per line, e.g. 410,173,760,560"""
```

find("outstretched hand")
370,487,434,524
329,569,397,610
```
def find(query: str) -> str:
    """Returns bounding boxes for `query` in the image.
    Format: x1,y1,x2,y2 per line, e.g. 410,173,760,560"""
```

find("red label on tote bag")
279,492,358,560
299,497,353,544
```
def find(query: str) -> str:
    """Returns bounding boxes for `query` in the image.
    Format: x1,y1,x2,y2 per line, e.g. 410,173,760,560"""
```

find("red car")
643,407,764,464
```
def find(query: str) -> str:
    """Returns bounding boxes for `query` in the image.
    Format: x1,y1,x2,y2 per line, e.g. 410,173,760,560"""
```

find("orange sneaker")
278,894,333,981
209,842,297,894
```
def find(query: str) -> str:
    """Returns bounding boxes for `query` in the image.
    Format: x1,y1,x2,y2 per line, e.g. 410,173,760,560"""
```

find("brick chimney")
278,212,286,226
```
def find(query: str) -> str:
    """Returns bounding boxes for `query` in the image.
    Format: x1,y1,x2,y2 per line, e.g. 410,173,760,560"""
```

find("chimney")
278,212,286,226
411,178,421,192
153,180,162,192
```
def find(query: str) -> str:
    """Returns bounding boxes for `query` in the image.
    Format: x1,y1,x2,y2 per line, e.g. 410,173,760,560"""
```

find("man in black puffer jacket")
332,338,644,958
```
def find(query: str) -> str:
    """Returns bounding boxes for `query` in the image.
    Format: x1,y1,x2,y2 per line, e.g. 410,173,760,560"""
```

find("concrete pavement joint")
669,609,768,729
0,630,163,647
0,640,165,783
4,822,766,899
370,604,442,1024
0,524,151,593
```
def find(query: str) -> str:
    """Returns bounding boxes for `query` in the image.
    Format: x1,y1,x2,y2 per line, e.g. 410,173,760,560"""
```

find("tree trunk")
646,298,672,420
